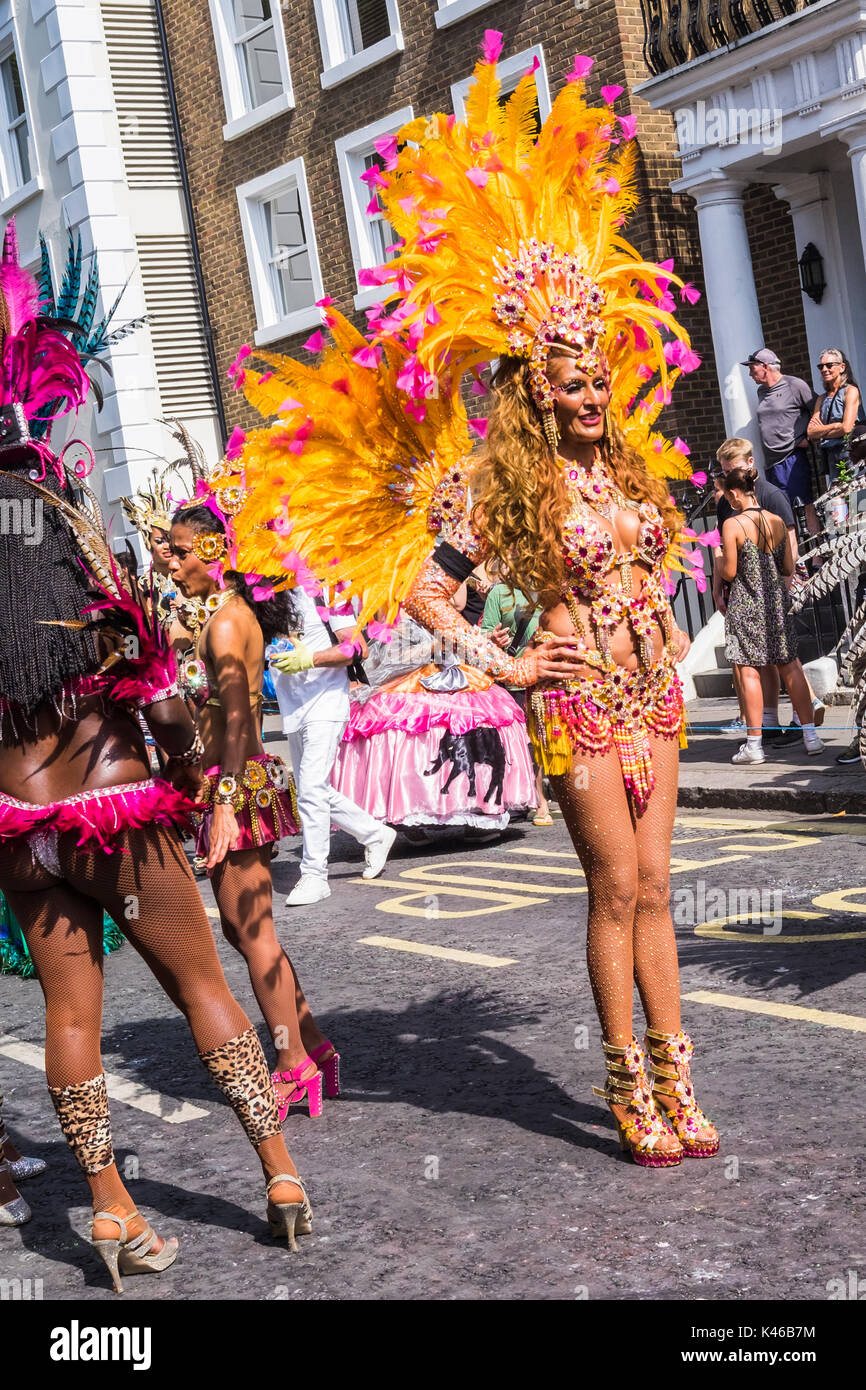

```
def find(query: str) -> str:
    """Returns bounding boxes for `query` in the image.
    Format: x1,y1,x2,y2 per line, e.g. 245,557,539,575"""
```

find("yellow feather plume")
210,310,474,632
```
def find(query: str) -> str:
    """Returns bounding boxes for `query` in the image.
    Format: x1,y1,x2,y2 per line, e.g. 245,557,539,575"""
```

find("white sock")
792,713,801,727
802,722,816,739
762,708,778,728
746,734,762,751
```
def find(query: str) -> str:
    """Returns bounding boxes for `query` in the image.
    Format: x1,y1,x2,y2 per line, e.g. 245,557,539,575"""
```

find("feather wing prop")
207,309,473,632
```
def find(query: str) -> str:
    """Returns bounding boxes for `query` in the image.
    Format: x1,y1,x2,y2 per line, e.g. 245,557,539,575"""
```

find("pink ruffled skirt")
332,679,536,828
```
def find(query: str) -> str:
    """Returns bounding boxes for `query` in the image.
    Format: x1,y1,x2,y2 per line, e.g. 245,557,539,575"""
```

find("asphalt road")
1,806,865,1302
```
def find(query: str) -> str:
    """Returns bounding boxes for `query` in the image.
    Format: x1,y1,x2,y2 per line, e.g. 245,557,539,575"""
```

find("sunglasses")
817,361,840,370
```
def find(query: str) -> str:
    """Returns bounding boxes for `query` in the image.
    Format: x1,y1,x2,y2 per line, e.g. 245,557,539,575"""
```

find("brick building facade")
158,0,811,471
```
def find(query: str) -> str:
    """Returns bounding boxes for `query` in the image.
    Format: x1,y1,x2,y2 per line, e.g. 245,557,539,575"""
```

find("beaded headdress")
368,37,698,440
121,419,213,550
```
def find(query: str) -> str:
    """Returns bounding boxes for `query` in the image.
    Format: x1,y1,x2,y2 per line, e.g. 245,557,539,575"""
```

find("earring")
542,410,560,453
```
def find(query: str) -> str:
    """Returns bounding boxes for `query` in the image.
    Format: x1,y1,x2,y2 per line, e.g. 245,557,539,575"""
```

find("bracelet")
134,681,179,709
168,729,204,765
214,774,238,805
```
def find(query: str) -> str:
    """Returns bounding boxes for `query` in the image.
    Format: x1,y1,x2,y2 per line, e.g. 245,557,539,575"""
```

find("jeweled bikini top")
560,454,668,598
558,454,672,670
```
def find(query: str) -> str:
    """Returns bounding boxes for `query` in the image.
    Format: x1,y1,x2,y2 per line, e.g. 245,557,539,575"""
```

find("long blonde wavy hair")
470,348,683,608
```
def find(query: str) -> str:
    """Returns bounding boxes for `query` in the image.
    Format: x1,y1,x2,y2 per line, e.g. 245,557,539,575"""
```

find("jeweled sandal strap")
125,1224,158,1256
93,1210,130,1242
266,1173,308,1201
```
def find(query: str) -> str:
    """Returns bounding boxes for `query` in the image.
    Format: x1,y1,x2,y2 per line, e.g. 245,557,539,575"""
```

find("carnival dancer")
203,45,717,1167
169,505,340,1119
376,42,717,1166
0,224,312,1284
331,609,536,833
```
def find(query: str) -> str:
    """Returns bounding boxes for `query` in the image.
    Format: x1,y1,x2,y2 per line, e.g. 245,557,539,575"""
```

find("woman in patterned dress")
720,463,823,765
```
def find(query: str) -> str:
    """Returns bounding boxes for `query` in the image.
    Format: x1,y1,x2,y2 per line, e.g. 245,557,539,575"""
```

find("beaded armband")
134,681,179,709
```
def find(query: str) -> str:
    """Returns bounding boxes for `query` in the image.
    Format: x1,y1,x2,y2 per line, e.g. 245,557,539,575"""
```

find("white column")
772,173,858,386
837,121,866,302
683,173,765,457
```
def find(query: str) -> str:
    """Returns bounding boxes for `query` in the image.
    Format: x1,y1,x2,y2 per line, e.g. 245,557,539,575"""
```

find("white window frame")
451,44,552,124
434,0,498,30
335,105,413,311
236,158,325,346
209,0,294,142
0,21,40,214
312,0,403,91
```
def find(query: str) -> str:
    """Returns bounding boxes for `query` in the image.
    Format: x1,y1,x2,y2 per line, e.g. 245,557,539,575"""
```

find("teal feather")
76,254,100,339
87,272,132,354
36,233,56,315
56,231,82,320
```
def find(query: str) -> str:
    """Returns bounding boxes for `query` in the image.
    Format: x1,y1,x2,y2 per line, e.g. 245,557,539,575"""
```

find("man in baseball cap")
741,348,782,368
743,346,817,534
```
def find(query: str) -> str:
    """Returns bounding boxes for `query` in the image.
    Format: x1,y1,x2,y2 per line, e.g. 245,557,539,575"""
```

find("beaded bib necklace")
558,450,635,520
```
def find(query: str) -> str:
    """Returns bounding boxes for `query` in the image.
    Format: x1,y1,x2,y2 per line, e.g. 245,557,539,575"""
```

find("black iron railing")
641,0,821,76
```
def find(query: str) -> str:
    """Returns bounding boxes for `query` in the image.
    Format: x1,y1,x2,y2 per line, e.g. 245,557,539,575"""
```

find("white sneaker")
803,732,825,756
731,742,765,765
812,698,826,728
362,824,397,880
286,876,331,906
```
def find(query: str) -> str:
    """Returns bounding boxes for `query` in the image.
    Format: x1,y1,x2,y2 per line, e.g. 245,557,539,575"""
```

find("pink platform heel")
309,1040,341,1099
271,1058,324,1121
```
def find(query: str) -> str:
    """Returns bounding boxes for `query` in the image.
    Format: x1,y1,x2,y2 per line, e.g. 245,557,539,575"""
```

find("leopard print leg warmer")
199,1027,282,1147
48,1073,114,1175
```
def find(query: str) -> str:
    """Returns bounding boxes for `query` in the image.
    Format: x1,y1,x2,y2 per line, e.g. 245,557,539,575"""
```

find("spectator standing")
719,464,823,764
271,589,396,904
807,348,865,478
742,348,818,536
712,437,816,740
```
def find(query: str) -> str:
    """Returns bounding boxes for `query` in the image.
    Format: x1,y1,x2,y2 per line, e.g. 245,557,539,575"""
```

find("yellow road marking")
358,935,517,967
692,910,866,943
395,862,585,894
0,1034,209,1123
813,887,866,914
674,816,771,829
682,991,866,1033
205,906,219,918
356,877,547,918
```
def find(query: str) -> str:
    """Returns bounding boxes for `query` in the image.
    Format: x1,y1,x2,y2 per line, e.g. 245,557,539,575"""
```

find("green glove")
271,642,315,674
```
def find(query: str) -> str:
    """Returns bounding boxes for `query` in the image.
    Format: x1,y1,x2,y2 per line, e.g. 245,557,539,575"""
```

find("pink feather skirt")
0,777,196,852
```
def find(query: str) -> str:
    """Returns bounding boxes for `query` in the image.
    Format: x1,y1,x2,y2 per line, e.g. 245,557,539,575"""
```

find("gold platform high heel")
644,1029,719,1159
592,1039,683,1168
91,1211,179,1294
266,1174,312,1252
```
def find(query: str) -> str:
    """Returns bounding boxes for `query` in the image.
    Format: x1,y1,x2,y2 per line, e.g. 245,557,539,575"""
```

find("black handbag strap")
506,606,534,657
322,616,369,685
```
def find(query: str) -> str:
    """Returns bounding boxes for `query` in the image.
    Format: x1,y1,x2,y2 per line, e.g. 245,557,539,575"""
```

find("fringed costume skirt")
527,658,684,813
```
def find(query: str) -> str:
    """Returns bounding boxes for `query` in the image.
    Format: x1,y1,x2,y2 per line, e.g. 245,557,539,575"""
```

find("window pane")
239,25,282,108
362,152,397,262
342,0,390,57
0,54,25,121
266,188,313,317
12,121,31,184
233,0,272,36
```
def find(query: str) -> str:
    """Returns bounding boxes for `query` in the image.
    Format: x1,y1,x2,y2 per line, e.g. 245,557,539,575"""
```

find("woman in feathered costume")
202,39,715,1169
0,223,312,1272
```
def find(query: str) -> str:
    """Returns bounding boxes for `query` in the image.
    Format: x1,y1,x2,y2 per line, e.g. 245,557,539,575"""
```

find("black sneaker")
835,735,862,765
771,722,802,748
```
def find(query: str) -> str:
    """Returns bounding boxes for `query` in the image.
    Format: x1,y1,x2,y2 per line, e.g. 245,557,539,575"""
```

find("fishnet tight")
210,847,319,1074
0,826,299,1196
550,731,682,1047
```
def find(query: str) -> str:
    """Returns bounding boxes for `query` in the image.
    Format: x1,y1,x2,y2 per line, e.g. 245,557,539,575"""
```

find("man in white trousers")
271,588,396,905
